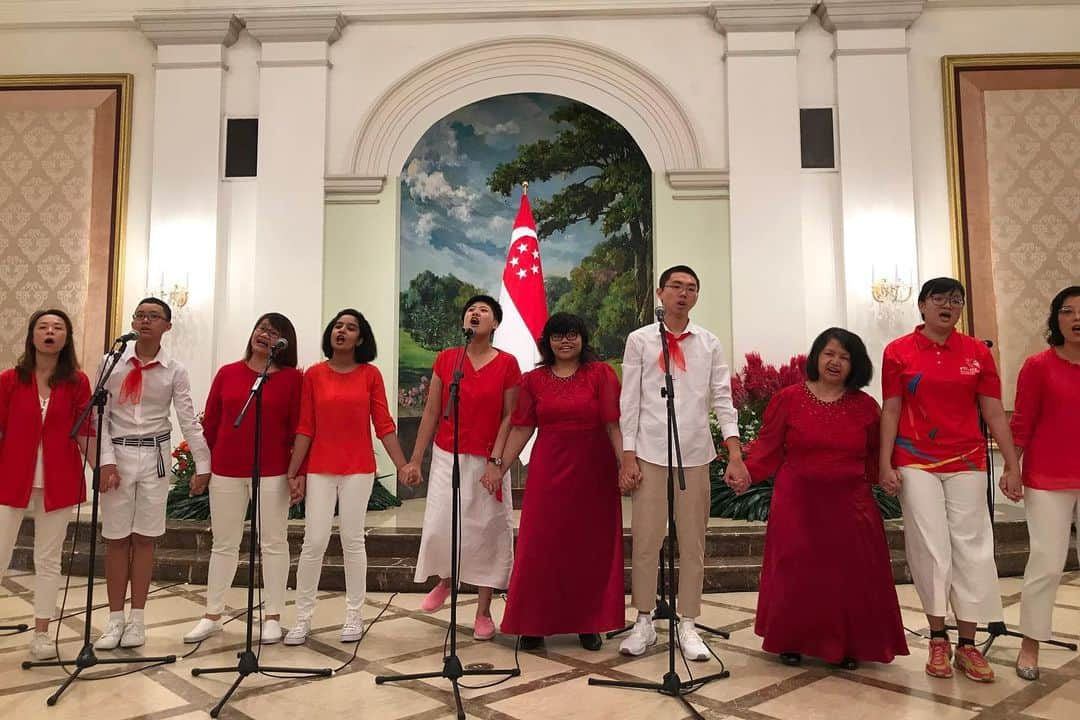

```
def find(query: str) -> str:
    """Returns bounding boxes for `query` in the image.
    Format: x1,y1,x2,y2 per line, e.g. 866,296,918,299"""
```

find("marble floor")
1,571,1078,719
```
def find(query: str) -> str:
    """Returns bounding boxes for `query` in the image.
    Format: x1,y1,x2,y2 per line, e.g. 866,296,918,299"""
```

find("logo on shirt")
959,357,982,376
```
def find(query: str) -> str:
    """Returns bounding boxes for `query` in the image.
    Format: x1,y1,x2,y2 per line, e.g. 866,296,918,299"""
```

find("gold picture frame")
0,73,134,356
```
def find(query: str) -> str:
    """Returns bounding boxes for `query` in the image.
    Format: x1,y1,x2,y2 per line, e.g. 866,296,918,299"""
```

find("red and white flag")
493,193,548,462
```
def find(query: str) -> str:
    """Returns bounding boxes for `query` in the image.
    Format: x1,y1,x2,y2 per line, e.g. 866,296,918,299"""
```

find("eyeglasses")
255,324,282,341
133,312,166,322
1058,307,1080,318
928,295,965,308
663,283,698,295
550,331,580,342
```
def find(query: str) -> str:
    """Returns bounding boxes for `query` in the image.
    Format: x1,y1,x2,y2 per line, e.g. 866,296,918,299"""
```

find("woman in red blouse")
182,312,301,646
0,309,92,660
401,295,520,641
283,308,408,646
729,328,908,668
879,277,1022,683
1012,286,1080,681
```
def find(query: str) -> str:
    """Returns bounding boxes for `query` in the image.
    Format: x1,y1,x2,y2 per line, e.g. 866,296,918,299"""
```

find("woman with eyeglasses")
1011,286,1080,681
182,313,302,646
879,277,1021,683
495,313,625,652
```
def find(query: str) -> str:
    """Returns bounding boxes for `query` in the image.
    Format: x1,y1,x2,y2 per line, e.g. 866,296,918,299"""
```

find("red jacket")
0,368,92,511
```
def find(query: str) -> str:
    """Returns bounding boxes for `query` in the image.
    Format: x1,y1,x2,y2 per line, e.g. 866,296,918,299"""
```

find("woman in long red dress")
497,313,626,651
728,327,908,668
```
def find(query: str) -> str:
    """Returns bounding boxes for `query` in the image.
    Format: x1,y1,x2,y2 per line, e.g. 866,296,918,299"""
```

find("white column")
819,0,926,375
136,13,242,407
712,2,816,364
246,12,345,366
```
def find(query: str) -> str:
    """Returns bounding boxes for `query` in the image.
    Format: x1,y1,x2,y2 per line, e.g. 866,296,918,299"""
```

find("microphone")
270,337,289,355
655,307,665,323
982,339,994,348
115,331,138,344
463,327,475,340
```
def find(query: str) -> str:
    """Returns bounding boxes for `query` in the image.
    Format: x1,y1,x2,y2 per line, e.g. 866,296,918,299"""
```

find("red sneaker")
955,644,995,682
925,638,953,678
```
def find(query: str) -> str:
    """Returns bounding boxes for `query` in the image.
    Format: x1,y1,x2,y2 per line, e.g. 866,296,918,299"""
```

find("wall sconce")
148,272,190,313
871,265,913,320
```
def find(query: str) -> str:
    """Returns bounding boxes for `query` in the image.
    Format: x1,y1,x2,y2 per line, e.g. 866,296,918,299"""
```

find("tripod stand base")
22,642,176,706
192,649,332,718
944,622,1079,652
589,670,730,720
1,624,29,632
376,655,521,720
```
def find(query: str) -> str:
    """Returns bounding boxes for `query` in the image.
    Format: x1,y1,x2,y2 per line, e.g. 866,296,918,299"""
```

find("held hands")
99,464,121,493
288,475,306,505
479,463,503,496
189,473,210,496
618,452,642,494
723,456,751,495
398,461,423,487
880,467,903,497
999,466,1023,502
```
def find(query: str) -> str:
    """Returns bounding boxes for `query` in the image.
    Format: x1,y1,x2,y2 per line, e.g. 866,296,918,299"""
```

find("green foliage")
400,271,484,352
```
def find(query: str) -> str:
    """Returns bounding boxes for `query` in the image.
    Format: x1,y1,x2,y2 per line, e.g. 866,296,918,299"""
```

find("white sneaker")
678,619,710,662
29,632,57,660
283,618,310,646
619,614,657,656
120,619,146,648
260,619,283,645
94,618,125,650
183,618,223,644
341,610,363,643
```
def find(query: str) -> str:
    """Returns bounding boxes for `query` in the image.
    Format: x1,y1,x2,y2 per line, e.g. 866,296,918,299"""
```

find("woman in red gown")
729,327,908,668
496,313,626,651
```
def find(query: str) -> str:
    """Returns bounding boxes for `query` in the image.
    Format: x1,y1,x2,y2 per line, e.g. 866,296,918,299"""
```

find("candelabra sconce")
148,273,190,313
871,266,913,321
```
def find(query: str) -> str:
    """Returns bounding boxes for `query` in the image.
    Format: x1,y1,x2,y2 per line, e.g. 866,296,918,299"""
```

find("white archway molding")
348,35,704,177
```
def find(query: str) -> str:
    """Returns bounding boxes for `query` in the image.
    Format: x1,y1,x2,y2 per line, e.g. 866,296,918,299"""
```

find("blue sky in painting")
398,93,610,293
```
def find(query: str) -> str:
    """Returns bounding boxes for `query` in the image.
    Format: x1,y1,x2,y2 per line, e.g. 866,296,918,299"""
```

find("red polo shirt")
1010,348,1080,491
882,326,1000,473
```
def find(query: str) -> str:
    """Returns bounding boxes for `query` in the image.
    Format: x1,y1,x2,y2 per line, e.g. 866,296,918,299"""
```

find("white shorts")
100,444,171,539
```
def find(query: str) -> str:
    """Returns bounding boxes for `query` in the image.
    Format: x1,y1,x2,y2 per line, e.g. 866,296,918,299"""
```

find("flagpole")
522,180,528,196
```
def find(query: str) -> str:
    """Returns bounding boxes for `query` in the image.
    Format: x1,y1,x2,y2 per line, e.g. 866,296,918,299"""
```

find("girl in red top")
401,295,521,641
880,277,1022,683
283,309,408,646
1012,286,1080,681
182,312,302,646
0,309,92,660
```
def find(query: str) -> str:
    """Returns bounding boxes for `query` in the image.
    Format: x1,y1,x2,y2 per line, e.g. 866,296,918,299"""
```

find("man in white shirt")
93,298,210,650
618,265,748,661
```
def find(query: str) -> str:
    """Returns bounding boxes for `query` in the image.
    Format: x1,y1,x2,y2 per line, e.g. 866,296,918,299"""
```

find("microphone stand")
590,312,728,719
191,345,331,718
376,330,520,720
944,340,1077,654
23,336,177,705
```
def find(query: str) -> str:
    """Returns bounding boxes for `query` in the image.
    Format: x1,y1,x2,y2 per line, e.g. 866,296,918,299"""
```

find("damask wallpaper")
985,89,1080,403
0,108,95,370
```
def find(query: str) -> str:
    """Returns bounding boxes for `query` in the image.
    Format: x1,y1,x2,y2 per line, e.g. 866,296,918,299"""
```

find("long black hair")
16,308,80,386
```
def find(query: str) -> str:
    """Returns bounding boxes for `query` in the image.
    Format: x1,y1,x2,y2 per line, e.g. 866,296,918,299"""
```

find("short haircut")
16,308,80,387
536,312,600,366
1047,285,1080,347
658,265,700,290
461,294,503,324
321,308,377,363
805,327,873,390
245,312,299,368
135,296,172,322
917,277,965,304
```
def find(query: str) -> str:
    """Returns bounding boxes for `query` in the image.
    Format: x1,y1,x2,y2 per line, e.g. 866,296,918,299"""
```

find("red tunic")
432,348,521,457
1010,348,1080,491
201,361,303,477
296,362,396,475
882,326,1000,472
500,362,625,636
0,368,92,511
747,383,908,663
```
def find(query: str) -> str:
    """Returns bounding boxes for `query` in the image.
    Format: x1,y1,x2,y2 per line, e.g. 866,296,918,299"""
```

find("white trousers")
0,489,72,620
1020,487,1080,641
293,473,374,620
204,474,290,616
899,467,1004,622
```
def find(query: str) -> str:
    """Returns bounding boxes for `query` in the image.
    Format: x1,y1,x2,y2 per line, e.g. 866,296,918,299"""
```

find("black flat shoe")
579,633,603,651
779,653,802,666
519,635,544,651
833,657,857,670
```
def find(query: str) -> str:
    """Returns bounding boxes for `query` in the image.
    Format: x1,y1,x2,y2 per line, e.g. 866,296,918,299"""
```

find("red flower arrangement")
171,440,195,482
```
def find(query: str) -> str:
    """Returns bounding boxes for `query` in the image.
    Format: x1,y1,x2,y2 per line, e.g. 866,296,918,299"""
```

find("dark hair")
805,327,873,390
659,265,700,290
245,312,298,368
917,277,965,304
536,312,600,366
135,296,172,322
1047,285,1080,346
321,308,376,363
16,309,81,387
461,294,503,324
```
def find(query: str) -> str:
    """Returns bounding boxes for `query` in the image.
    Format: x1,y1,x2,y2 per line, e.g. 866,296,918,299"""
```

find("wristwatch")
487,456,503,467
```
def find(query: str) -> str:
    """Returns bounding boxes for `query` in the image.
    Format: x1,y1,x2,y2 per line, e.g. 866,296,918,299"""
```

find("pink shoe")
473,615,497,641
421,582,451,613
